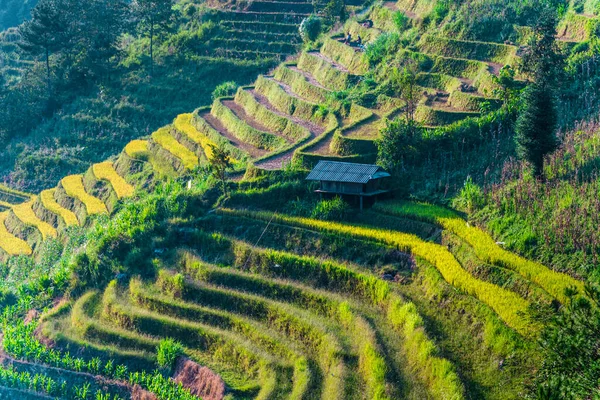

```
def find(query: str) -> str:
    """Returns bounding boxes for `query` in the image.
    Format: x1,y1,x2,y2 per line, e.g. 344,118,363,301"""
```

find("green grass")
190,109,249,162
133,276,344,399
219,208,535,336
181,231,465,399
101,280,295,399
234,88,311,142
180,261,391,399
320,38,370,75
418,34,518,64
447,91,502,112
273,65,329,104
254,76,335,127
297,52,356,91
415,105,480,125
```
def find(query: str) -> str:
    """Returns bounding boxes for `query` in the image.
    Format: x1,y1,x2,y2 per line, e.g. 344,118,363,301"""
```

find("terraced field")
201,1,310,61
24,192,564,398
0,0,592,398
0,0,580,265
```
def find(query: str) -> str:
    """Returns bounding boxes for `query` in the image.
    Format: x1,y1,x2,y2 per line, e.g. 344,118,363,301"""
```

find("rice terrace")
0,0,600,398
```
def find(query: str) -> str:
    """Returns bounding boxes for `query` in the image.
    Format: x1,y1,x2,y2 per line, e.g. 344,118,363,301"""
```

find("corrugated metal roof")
306,161,390,184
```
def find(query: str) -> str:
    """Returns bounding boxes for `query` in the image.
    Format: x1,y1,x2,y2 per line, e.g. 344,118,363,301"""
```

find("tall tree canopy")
132,0,174,75
515,82,558,178
19,0,67,86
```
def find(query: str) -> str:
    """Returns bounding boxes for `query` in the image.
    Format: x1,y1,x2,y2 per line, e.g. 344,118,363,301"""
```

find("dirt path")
254,151,295,170
223,99,293,144
200,111,267,159
307,51,352,74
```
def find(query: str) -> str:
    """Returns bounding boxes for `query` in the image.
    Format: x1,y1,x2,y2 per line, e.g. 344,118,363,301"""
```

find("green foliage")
376,119,422,174
212,81,239,100
365,32,401,66
310,197,351,221
300,15,323,42
532,286,600,399
515,83,558,177
156,338,184,371
209,143,233,196
519,4,564,86
132,0,174,72
322,0,347,23
392,11,409,32
430,0,450,24
0,0,37,30
452,176,485,213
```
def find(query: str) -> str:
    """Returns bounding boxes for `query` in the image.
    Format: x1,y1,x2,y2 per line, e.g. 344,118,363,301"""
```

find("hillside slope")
0,0,596,399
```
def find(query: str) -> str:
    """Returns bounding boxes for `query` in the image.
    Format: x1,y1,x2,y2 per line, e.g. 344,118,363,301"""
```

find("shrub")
156,338,184,371
300,15,322,42
393,11,409,31
365,33,400,66
212,81,239,100
452,176,485,213
431,0,450,24
311,197,351,221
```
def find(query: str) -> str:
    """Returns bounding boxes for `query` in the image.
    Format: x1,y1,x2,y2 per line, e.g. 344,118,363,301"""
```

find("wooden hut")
306,161,390,209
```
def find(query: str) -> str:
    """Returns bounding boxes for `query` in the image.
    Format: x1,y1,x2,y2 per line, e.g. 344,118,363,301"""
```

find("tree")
19,0,66,88
133,0,174,75
519,4,564,87
64,0,129,82
209,144,233,196
322,0,346,24
492,65,519,110
515,82,558,178
532,285,600,400
299,15,322,42
376,118,422,173
391,64,421,127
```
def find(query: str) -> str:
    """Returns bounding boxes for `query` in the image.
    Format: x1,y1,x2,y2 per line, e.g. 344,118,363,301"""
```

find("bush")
299,15,322,42
365,33,400,66
311,197,351,221
156,338,184,371
392,11,409,31
452,176,485,213
212,81,239,100
431,0,450,24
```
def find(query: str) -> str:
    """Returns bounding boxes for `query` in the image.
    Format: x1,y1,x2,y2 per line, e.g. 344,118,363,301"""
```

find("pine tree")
519,4,563,87
18,0,66,88
133,0,173,76
515,83,557,178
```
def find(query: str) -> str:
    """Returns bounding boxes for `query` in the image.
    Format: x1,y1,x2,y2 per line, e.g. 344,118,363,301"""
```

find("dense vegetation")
0,0,274,190
1,0,600,398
